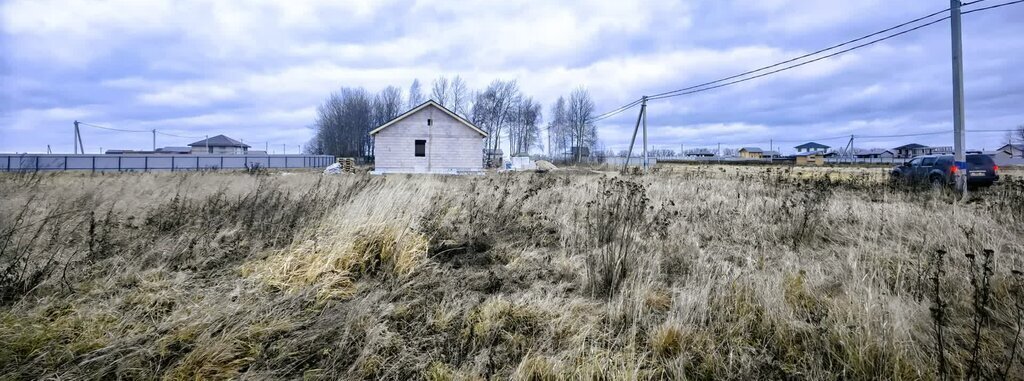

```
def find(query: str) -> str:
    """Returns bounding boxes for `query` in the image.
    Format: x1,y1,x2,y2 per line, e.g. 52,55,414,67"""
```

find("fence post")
171,156,174,172
118,156,122,172
144,156,148,172
35,156,39,172
64,156,68,170
91,156,95,173
220,156,224,170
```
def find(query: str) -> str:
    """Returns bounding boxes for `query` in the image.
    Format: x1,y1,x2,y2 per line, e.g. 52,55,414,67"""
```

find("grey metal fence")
0,154,335,172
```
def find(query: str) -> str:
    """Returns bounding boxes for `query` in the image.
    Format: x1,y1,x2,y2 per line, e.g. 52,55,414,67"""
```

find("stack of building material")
337,157,356,173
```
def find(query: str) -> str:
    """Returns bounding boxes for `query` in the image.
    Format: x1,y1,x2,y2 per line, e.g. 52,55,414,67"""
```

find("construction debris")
535,160,557,172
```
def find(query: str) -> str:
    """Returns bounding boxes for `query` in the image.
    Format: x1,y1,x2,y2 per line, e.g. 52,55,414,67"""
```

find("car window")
908,158,922,166
921,157,936,166
966,155,993,166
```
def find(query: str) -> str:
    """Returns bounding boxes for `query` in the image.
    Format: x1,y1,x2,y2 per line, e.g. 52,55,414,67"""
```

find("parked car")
890,154,999,188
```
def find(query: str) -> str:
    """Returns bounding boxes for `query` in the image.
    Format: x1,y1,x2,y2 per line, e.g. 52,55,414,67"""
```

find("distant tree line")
307,76,598,162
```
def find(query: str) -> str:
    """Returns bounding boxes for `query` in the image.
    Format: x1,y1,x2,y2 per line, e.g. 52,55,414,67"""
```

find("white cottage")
370,100,488,174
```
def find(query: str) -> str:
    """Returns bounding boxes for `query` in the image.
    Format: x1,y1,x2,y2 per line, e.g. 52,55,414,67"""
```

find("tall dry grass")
1,166,1023,379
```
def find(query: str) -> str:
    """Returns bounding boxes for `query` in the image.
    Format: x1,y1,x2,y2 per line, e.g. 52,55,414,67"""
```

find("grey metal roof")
893,143,928,150
762,150,780,156
855,149,890,156
156,146,191,153
188,135,250,148
740,147,763,153
795,142,830,149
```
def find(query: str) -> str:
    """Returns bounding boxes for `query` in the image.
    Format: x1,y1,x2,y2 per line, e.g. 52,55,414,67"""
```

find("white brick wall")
373,104,485,173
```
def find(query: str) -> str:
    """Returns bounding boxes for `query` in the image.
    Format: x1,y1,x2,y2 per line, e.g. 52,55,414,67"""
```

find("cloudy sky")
2,0,1022,154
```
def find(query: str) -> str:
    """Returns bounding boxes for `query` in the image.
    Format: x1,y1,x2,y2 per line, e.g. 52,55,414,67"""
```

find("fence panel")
0,154,334,172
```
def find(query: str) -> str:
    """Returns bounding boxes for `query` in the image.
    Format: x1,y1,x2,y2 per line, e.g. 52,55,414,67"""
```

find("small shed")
370,100,488,174
739,147,763,159
795,151,825,166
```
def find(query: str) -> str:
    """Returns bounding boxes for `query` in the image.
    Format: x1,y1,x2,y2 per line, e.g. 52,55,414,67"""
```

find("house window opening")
427,118,433,126
415,140,426,157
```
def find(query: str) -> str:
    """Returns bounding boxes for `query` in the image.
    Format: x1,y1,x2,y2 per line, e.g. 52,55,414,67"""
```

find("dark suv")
890,154,1000,188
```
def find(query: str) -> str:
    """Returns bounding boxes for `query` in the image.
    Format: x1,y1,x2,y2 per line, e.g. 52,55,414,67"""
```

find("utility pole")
282,144,287,155
717,142,722,164
623,98,646,171
205,135,210,154
74,121,79,154
265,142,268,152
641,96,649,172
769,139,773,163
152,129,156,151
950,0,968,196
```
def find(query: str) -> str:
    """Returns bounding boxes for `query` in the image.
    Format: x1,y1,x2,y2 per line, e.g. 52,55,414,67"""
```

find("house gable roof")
893,143,927,150
188,135,250,148
795,142,830,149
369,100,488,137
739,147,763,153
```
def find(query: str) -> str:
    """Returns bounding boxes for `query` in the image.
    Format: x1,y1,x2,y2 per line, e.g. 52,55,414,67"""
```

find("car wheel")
929,175,945,189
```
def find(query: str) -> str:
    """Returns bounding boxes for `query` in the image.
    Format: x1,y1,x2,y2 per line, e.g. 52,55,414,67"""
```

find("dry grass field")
2,165,1024,380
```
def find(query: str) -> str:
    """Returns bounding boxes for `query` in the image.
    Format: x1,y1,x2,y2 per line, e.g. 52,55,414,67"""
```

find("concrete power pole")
74,121,79,154
641,96,649,172
152,129,156,151
950,0,968,195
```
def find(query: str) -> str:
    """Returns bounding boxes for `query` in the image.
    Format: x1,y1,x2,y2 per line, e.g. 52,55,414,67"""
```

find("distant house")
892,143,932,158
105,149,146,155
686,149,716,157
795,142,830,153
370,100,488,174
998,144,1023,158
155,146,191,154
795,151,825,166
762,150,781,158
738,147,763,159
189,135,250,154
855,149,895,159
484,148,504,168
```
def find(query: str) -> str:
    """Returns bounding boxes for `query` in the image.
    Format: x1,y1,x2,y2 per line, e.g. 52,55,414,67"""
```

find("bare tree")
407,79,424,109
1015,124,1024,157
565,87,596,162
544,98,569,157
431,76,450,107
547,97,567,158
370,86,404,157
449,75,470,117
471,80,520,161
508,97,542,156
311,87,373,158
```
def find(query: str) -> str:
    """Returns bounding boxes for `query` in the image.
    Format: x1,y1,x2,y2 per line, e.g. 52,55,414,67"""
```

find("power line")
78,122,149,133
646,7,951,100
155,131,204,139
589,1,1022,123
649,16,951,101
963,0,1024,14
590,98,643,122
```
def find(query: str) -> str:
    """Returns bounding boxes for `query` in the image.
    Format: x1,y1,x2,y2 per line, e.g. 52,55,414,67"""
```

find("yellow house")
795,151,824,166
738,147,763,159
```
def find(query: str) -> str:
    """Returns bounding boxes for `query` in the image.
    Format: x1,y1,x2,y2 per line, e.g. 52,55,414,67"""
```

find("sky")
1,0,1022,155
